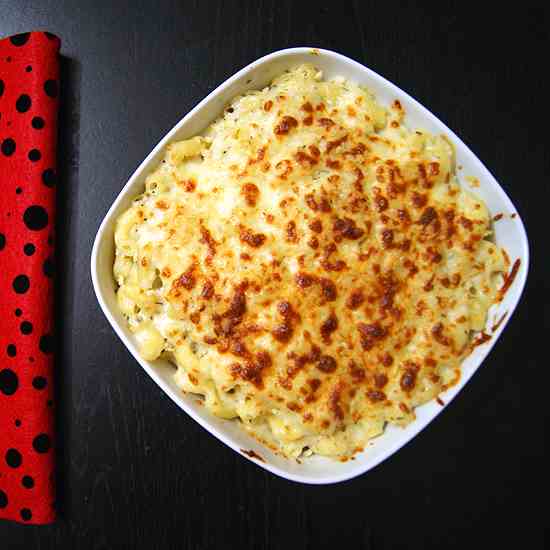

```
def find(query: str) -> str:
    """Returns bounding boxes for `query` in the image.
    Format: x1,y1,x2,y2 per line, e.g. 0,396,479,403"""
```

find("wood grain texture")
0,1,546,548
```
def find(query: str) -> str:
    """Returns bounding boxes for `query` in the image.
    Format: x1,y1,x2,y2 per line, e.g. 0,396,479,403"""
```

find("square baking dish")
91,47,529,484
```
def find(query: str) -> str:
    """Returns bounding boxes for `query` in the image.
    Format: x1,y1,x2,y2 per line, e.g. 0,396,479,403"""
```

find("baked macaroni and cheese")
113,65,507,459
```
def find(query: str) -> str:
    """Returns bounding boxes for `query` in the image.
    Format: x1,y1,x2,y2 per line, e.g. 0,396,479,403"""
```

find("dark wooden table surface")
0,2,545,549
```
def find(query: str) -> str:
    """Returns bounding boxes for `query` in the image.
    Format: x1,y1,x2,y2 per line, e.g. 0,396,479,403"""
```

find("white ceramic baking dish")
91,47,529,484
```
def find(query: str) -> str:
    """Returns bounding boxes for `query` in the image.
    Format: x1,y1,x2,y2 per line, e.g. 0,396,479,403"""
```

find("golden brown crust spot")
286,220,298,243
431,322,450,346
274,116,298,136
333,217,365,241
239,226,267,248
201,280,214,299
366,390,386,402
318,118,335,130
295,271,315,289
319,278,337,302
309,219,323,233
320,312,338,343
241,183,260,207
400,365,418,392
174,264,197,291
329,383,345,420
230,350,272,389
357,322,388,351
326,134,348,154
200,225,218,262
346,289,365,310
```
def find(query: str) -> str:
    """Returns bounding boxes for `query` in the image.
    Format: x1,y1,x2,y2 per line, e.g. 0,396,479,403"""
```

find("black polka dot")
47,399,53,407
6,56,12,62
20,321,33,335
28,149,41,162
39,334,54,354
33,434,51,453
43,257,54,278
44,79,58,98
0,369,18,395
42,168,56,187
23,205,48,230
0,490,7,508
29,356,35,363
1,138,16,156
22,475,35,489
15,419,22,427
13,274,30,294
0,233,5,250
16,187,22,194
24,243,35,256
5,448,22,468
45,32,57,40
16,94,32,113
0,79,4,97
7,344,17,357
32,116,45,129
32,376,47,390
20,508,32,521
25,65,32,73
10,33,30,46
15,308,22,316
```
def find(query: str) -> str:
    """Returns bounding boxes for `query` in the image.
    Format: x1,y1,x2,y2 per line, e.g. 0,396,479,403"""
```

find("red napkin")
0,31,60,525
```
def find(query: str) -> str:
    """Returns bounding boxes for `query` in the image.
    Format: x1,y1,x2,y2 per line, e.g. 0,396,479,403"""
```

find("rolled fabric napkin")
0,31,60,524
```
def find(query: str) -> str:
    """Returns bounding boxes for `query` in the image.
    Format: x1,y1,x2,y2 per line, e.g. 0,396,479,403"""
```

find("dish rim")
91,47,529,484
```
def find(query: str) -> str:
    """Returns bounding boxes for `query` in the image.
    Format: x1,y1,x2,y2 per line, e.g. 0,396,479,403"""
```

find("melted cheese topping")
114,65,506,459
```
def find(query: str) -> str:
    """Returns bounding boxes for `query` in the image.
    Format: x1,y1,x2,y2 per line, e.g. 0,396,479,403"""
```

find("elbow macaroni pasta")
113,65,506,459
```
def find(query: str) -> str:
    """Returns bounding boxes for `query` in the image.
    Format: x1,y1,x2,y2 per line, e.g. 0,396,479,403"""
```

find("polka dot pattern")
20,321,33,335
32,434,51,454
28,149,41,162
42,168,56,187
15,94,31,113
12,274,30,294
22,475,34,489
32,116,45,130
32,376,46,390
0,31,59,525
23,205,49,230
9,33,30,47
0,369,18,395
5,448,22,468
44,80,57,98
1,137,16,156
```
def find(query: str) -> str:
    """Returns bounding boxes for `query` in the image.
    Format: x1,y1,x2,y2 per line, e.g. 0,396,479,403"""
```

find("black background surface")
0,2,546,549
